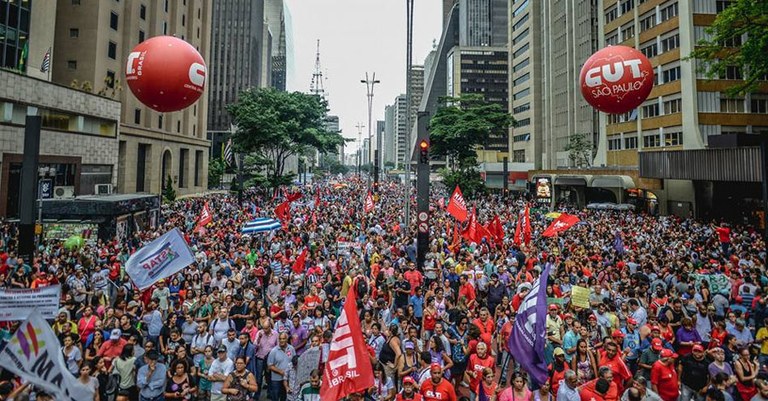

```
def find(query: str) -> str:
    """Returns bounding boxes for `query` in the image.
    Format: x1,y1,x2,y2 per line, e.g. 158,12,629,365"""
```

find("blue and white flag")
507,262,552,386
242,217,281,234
125,228,195,290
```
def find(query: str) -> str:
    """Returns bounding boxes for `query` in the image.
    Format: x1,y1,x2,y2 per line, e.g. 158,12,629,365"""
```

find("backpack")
103,373,119,401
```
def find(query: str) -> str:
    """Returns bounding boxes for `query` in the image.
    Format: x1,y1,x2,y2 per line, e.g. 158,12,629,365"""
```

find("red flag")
313,190,321,209
462,209,481,244
446,186,468,222
320,280,374,400
491,215,505,245
286,191,303,202
448,223,461,253
197,201,213,227
364,192,374,213
438,197,445,209
479,222,493,243
514,212,522,246
275,201,291,225
292,248,308,274
542,213,581,237
523,206,532,245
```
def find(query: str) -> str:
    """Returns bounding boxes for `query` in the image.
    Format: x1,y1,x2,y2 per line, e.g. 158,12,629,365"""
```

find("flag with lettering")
0,309,94,401
446,185,468,222
462,208,482,244
124,228,195,290
542,213,580,237
320,279,373,400
507,262,551,385
197,201,213,228
364,192,374,214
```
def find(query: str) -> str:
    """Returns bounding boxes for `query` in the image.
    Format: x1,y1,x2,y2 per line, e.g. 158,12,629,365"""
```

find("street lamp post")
361,73,380,188
404,0,414,231
355,122,365,178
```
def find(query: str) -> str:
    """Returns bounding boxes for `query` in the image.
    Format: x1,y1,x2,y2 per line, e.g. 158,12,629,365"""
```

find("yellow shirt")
757,327,768,355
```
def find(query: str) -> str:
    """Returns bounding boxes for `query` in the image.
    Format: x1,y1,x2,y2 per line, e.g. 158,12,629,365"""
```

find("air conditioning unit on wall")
53,186,75,199
95,184,113,195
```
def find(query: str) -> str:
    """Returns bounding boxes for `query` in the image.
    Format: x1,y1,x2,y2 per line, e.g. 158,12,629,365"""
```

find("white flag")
125,228,195,290
0,309,94,401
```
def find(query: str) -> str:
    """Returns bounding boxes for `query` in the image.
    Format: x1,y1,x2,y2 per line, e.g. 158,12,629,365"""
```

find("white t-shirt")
208,357,234,395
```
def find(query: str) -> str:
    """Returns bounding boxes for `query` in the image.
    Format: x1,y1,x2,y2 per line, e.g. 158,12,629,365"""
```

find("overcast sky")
285,0,443,155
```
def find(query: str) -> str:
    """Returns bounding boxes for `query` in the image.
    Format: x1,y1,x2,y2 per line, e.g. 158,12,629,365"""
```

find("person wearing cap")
396,375,424,401
208,345,234,401
599,341,632,397
621,318,641,373
550,347,571,395
638,338,664,381
397,340,419,381
137,350,168,401
97,328,127,370
419,362,456,401
651,349,679,401
547,304,565,346
679,344,712,401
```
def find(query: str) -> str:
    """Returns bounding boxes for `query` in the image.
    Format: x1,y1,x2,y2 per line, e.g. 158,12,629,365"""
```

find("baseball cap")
660,349,677,359
430,363,442,372
612,329,625,338
692,344,705,352
564,313,573,320
626,317,637,325
127,301,140,309
651,338,663,351
549,304,559,311
110,328,122,340
404,341,415,350
217,345,227,353
402,376,415,385
553,347,565,356
588,315,597,321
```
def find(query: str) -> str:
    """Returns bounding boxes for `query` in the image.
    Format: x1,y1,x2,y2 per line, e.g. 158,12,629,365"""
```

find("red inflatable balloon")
579,45,654,114
125,36,206,113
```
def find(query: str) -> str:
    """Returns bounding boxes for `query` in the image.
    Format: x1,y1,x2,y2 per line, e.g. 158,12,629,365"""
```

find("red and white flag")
320,279,374,400
274,201,291,227
446,185,468,222
195,202,213,233
292,248,308,274
542,213,580,237
514,207,531,246
364,192,374,213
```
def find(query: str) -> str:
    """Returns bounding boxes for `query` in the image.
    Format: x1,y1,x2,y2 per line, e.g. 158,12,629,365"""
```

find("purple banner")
507,263,551,385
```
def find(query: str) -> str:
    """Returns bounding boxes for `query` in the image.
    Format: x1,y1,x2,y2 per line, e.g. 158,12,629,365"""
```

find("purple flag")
507,262,551,385
478,380,490,401
613,231,625,255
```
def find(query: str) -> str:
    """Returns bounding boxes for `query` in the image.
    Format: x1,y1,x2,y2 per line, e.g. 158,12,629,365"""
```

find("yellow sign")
34,224,42,235
570,286,590,309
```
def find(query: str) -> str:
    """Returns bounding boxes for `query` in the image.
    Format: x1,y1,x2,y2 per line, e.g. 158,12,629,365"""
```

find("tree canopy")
689,0,768,95
227,88,345,188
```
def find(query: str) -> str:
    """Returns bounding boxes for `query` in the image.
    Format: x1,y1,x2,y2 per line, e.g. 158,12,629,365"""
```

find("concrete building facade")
52,0,213,196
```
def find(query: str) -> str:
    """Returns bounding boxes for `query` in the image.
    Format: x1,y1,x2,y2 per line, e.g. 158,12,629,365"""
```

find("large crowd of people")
0,176,766,401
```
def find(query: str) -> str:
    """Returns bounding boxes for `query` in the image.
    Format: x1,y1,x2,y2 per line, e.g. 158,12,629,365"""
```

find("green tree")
689,0,768,95
227,88,345,189
430,95,513,198
162,175,176,203
207,158,225,189
564,133,593,168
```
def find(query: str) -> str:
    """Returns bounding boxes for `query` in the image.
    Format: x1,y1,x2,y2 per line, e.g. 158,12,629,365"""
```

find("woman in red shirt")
78,306,100,345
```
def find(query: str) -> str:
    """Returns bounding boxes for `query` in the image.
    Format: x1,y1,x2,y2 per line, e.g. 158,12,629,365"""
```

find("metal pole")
356,122,365,178
761,138,768,242
404,0,414,231
362,73,380,188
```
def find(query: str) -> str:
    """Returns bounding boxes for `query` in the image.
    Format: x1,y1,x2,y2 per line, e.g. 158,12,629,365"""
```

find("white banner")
0,285,61,321
0,309,94,401
125,228,195,290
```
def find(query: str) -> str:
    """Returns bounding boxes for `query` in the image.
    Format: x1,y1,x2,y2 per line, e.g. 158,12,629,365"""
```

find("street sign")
418,211,428,222
418,222,428,233
38,179,52,199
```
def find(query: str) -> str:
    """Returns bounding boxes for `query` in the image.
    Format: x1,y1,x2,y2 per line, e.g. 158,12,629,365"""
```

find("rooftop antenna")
309,39,326,99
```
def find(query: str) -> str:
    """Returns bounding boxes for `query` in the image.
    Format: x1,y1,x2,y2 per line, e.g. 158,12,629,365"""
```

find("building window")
513,13,529,31
660,2,678,22
140,4,146,20
664,131,683,146
158,115,163,129
72,0,80,4
624,136,638,149
640,13,657,32
661,34,680,52
516,118,531,128
134,108,141,124
660,65,681,84
513,150,525,162
513,43,529,59
69,28,79,38
164,0,169,13
721,34,742,47
178,149,188,188
606,30,619,46
106,70,116,88
197,27,200,39
67,60,77,70
139,30,145,43
513,28,529,45
513,103,530,114
513,73,530,86
641,42,658,58
605,6,618,23
513,134,531,142
621,24,635,41
664,98,682,114
110,12,119,30
619,0,634,15
182,14,186,26
198,8,201,19
513,88,530,100
751,96,768,113
194,150,203,186
720,97,745,113
163,21,167,35
608,136,622,150
513,58,529,72
177,120,181,133
644,134,661,148
514,0,529,17
108,41,117,59
642,103,660,118
720,66,743,80
716,0,734,12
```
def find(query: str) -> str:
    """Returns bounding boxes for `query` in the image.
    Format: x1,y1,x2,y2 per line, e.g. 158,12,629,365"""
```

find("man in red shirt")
420,363,457,401
472,307,495,346
403,263,423,295
599,341,632,396
397,376,423,401
465,342,495,398
580,378,610,401
458,275,476,309
98,328,127,369
715,222,731,257
651,349,679,401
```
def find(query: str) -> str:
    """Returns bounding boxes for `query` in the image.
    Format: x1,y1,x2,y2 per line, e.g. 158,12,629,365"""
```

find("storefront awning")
590,175,635,189
555,176,590,186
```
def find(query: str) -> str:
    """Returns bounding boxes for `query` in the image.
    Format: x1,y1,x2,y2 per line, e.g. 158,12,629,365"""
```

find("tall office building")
376,120,385,172
53,0,213,196
443,0,458,28
539,0,599,169
264,0,293,91
383,104,396,167
459,0,508,47
393,95,408,169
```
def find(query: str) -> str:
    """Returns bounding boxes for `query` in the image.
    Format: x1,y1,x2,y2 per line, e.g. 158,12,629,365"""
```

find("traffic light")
419,139,429,164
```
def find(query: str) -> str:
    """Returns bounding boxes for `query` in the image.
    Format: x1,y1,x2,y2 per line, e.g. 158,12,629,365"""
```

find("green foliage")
688,0,768,95
319,154,348,175
162,175,176,203
564,133,593,168
429,95,514,172
384,161,395,169
227,88,345,189
439,168,486,199
207,159,225,189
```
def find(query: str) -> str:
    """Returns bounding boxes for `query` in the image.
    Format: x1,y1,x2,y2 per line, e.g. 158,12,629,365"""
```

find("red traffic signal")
419,140,429,164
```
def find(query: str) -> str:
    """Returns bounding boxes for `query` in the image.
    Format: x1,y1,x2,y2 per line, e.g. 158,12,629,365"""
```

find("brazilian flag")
18,41,28,73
